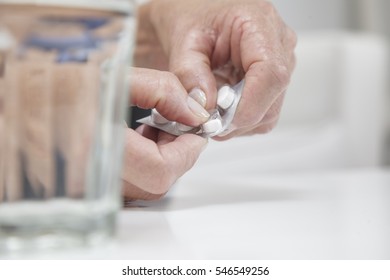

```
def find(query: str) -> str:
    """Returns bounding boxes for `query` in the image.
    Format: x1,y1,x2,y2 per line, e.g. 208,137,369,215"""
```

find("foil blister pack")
137,79,245,138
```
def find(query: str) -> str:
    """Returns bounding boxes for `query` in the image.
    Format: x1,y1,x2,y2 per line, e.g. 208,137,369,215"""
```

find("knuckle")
288,28,298,49
158,71,180,93
147,157,173,194
155,72,184,116
269,63,291,90
261,1,277,14
172,64,192,81
158,167,177,193
185,148,200,171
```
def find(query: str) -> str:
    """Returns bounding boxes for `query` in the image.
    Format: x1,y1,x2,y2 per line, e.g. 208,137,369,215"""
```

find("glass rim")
0,0,135,13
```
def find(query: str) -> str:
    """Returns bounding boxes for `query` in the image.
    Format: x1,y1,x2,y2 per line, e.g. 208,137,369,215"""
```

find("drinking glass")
0,0,135,252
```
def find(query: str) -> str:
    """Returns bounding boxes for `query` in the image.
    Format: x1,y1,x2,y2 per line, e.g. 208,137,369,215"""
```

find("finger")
129,67,210,126
122,180,165,201
225,3,291,131
281,25,297,73
137,125,178,145
158,133,208,175
122,128,207,195
214,92,285,140
214,116,279,141
168,29,218,109
287,51,297,74
281,24,298,55
212,61,244,86
231,56,289,130
135,124,158,142
257,91,285,125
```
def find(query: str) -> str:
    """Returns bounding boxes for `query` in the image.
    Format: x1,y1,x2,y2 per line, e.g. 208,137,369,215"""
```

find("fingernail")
187,96,210,121
189,88,207,107
177,123,194,132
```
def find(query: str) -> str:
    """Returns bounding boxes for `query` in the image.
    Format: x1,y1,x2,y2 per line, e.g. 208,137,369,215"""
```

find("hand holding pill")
124,0,297,200
135,0,296,140
122,68,208,201
137,80,244,138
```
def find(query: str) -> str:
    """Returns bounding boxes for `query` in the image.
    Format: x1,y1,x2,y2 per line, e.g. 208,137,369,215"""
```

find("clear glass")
0,1,135,252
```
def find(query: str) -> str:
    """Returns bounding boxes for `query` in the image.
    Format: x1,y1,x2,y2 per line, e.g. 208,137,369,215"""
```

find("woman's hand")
135,0,297,140
122,67,209,200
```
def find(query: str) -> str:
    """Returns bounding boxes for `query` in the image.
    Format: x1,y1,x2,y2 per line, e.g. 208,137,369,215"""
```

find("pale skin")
123,68,209,201
124,0,297,200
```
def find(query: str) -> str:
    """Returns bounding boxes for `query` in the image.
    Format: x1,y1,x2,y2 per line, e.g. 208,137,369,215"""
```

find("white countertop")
6,167,389,259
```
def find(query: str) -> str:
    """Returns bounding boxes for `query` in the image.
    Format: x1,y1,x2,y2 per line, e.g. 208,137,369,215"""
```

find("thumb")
128,67,210,126
122,129,207,196
168,30,218,110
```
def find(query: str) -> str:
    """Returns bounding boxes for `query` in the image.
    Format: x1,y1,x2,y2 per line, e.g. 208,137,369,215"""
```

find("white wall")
270,0,390,165
271,0,353,32
356,0,390,37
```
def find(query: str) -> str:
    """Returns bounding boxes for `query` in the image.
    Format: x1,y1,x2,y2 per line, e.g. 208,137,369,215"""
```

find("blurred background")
273,0,390,165
176,1,390,260
193,0,390,176
273,0,390,35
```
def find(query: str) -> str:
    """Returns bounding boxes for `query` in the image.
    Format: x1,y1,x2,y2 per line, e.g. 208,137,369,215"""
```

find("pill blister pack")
137,79,245,138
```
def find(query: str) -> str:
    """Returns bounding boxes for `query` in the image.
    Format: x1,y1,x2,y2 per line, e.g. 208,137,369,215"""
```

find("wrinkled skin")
134,0,297,139
123,68,208,201
124,0,297,200
0,1,296,202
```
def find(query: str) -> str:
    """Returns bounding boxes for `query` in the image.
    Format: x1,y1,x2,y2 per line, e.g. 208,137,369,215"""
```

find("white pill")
151,109,169,124
202,118,223,134
217,85,235,110
177,123,194,132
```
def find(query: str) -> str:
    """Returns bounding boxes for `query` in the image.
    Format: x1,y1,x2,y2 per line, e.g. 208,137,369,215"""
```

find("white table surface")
3,167,390,260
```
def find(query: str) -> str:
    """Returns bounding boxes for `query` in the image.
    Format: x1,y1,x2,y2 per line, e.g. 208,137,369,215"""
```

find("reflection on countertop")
3,167,389,260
